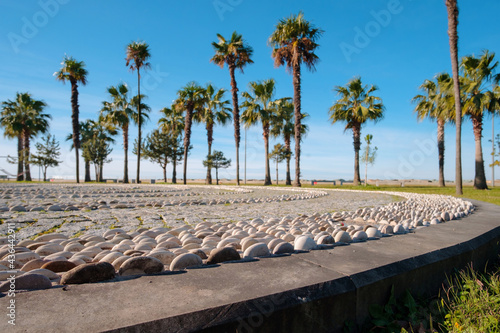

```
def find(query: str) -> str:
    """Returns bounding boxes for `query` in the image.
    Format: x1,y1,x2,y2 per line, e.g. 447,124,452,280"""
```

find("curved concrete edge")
2,199,499,333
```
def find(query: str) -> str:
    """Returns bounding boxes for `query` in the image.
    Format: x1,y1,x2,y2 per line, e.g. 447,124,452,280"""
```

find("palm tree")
174,82,206,184
194,84,232,184
1,93,32,181
241,79,277,185
54,55,88,183
460,50,500,189
159,105,185,184
269,12,323,187
329,77,385,186
211,32,254,186
125,41,151,183
1,92,51,181
101,83,135,183
270,97,308,185
445,0,463,195
412,73,454,187
1,122,23,181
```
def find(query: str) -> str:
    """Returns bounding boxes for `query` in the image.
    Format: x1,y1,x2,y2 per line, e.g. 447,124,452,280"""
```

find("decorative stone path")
0,184,474,292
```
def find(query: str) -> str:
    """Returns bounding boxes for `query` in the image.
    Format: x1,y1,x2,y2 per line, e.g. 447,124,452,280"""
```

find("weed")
31,221,65,239
439,265,500,332
136,216,143,227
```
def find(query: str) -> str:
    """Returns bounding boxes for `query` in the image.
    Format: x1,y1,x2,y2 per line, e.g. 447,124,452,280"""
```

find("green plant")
136,216,143,227
367,286,441,332
440,266,500,332
30,222,64,239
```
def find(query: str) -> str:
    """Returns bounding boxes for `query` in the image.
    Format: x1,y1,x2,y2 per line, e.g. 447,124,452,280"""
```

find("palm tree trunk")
123,124,129,183
17,134,24,181
292,64,302,187
94,163,99,183
84,160,91,182
183,106,193,185
136,68,142,184
276,158,279,185
352,124,361,186
472,114,488,189
172,158,177,184
229,64,240,186
437,119,446,187
206,122,213,184
285,135,292,185
263,124,271,185
24,130,31,181
446,0,463,195
70,79,80,184
99,163,103,182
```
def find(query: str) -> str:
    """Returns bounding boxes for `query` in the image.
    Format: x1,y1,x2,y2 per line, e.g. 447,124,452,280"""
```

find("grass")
201,182,500,206
71,227,88,239
440,265,500,332
364,261,500,332
30,221,64,240
300,184,500,206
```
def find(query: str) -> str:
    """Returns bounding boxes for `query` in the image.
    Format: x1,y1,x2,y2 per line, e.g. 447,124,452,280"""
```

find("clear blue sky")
1,0,499,182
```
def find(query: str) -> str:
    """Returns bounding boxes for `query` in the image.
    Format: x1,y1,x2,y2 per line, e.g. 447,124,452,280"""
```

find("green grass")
440,265,500,332
364,262,500,332
300,184,500,206
30,222,64,240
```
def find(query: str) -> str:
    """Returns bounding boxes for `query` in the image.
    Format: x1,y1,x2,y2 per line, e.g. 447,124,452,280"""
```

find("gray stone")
26,268,59,280
393,225,406,235
189,249,208,260
61,262,116,284
317,235,335,245
272,242,294,255
352,231,368,242
206,247,240,265
169,253,203,271
0,273,52,292
294,236,317,251
119,257,164,276
365,227,381,239
20,259,49,272
47,205,62,212
441,212,451,222
334,231,352,244
243,243,270,258
10,205,27,212
13,251,40,265
148,251,176,265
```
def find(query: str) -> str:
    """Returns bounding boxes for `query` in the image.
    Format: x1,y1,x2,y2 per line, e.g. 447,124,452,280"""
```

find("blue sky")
1,0,499,182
